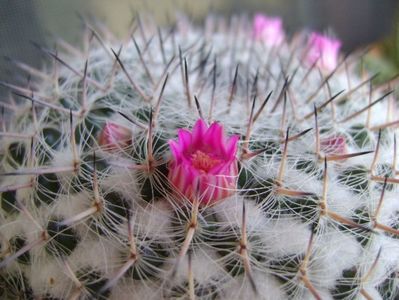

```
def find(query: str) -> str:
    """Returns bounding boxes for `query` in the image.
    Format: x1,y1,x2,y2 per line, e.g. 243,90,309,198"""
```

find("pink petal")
208,162,228,175
224,135,239,158
197,175,212,203
184,164,199,189
191,119,208,148
204,122,224,153
177,129,192,152
253,13,267,38
209,159,237,176
306,32,341,72
253,13,284,46
169,140,182,163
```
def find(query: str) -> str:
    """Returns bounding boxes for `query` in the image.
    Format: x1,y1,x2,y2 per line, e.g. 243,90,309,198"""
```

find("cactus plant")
1,14,399,300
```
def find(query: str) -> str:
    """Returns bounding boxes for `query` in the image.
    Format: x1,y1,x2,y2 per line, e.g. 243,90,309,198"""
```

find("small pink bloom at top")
98,121,132,151
168,119,239,206
306,32,341,72
253,13,285,47
320,136,347,155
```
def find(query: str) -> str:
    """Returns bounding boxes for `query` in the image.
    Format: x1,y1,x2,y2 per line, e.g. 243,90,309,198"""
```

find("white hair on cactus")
308,229,362,288
110,279,163,300
221,271,286,300
258,218,311,258
29,257,73,298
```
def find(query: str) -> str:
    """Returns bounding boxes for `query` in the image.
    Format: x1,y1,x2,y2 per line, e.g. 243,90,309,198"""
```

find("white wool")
377,190,399,225
298,288,334,300
14,175,36,207
213,196,265,231
52,191,92,219
326,180,365,217
69,237,120,275
51,147,77,183
130,200,172,240
29,257,73,298
258,218,311,258
99,164,139,202
364,235,399,286
310,229,362,288
171,248,225,285
221,271,286,300
110,280,162,300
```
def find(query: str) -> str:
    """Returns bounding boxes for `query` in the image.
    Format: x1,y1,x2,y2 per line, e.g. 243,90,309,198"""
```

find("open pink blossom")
306,32,341,72
168,119,239,206
320,136,347,155
98,121,132,151
253,13,285,47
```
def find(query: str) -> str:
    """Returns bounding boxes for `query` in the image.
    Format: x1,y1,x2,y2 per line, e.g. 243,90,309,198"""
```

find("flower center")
191,150,221,173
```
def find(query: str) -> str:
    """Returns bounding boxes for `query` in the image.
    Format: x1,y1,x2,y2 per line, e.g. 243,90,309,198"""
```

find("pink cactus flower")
320,136,347,155
306,32,342,72
98,121,132,151
168,119,239,206
253,13,285,47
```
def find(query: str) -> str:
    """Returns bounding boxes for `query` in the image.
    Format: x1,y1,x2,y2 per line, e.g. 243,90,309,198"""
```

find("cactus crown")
1,14,399,300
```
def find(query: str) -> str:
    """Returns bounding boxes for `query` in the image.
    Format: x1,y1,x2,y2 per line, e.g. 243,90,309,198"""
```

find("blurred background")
1,0,399,95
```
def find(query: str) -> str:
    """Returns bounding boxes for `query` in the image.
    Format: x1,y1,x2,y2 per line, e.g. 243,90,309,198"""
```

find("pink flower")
306,32,341,72
253,13,285,47
320,136,347,155
168,119,239,206
98,121,131,151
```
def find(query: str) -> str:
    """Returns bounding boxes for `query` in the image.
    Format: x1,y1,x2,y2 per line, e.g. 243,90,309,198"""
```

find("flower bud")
306,32,341,72
253,13,285,47
320,136,347,155
98,121,131,151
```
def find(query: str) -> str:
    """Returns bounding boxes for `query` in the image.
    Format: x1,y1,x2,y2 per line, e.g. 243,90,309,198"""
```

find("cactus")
1,13,399,300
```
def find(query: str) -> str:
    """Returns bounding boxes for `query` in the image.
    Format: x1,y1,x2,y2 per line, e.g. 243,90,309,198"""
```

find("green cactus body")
1,14,399,300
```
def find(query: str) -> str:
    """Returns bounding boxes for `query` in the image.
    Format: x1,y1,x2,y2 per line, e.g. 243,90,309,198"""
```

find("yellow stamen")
191,150,221,172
